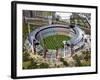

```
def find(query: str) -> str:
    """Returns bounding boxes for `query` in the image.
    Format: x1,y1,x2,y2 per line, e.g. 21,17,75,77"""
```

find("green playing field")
40,35,71,49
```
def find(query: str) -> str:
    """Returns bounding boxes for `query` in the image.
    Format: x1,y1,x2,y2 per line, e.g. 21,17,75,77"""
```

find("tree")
27,55,50,69
84,51,91,61
39,63,49,68
44,48,48,58
23,51,30,61
27,59,37,69
56,15,61,21
73,54,82,66
63,61,69,66
56,48,59,59
70,44,74,56
60,58,69,66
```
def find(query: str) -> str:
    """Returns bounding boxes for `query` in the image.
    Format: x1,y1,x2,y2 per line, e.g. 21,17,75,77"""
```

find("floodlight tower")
33,40,36,54
56,48,59,59
69,24,75,56
27,22,35,54
63,40,66,58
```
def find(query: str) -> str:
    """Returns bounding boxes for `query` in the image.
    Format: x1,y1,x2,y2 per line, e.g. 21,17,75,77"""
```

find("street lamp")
62,40,66,58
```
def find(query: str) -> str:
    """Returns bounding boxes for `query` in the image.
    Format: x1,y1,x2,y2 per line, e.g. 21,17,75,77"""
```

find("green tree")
73,54,82,66
39,63,49,68
60,58,69,66
27,59,37,69
23,52,30,61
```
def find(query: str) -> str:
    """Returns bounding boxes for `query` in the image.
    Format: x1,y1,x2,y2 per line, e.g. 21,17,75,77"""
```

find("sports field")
40,35,71,49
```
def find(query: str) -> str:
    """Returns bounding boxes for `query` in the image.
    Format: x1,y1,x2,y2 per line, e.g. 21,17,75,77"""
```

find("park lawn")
40,35,71,49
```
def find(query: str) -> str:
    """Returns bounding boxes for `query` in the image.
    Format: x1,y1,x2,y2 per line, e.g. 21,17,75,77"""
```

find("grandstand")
24,24,85,59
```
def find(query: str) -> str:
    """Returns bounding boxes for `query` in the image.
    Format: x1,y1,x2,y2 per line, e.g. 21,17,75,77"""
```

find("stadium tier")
26,24,85,54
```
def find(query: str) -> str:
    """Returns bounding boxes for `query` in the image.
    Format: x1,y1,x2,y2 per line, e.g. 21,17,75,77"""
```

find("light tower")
62,40,66,58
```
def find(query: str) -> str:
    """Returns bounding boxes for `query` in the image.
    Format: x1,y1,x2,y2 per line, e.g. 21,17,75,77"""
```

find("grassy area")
40,35,71,49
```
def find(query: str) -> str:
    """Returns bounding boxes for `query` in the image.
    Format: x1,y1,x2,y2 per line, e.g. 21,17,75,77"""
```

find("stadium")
25,24,85,59
23,11,91,68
